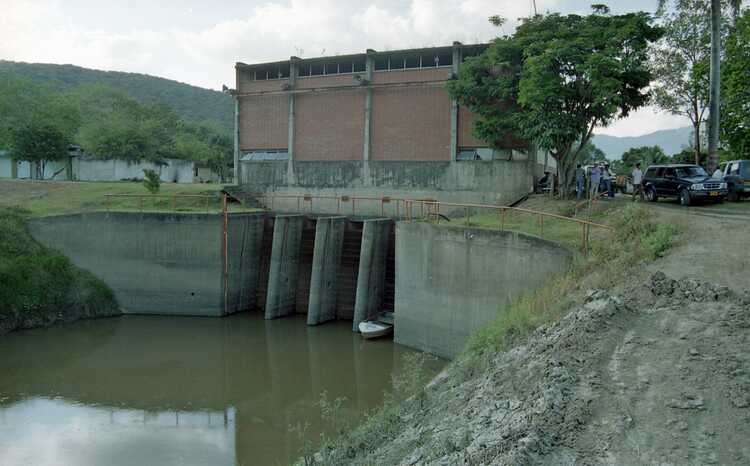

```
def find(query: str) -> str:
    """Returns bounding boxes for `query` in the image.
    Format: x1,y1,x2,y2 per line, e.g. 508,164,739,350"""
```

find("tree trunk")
708,0,721,171
693,121,701,165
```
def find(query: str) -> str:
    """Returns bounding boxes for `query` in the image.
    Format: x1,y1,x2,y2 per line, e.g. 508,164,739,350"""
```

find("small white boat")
358,320,393,339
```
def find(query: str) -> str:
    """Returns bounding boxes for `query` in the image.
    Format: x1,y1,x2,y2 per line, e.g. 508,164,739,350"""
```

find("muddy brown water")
0,313,443,466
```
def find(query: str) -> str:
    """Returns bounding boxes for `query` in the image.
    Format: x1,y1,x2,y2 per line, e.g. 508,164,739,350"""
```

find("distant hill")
592,127,693,160
0,61,233,130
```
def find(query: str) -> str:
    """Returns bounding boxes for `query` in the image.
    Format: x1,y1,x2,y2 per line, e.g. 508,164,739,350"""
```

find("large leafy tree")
78,93,180,163
721,8,750,156
616,145,671,174
651,0,719,165
448,9,662,195
10,123,71,179
0,73,81,178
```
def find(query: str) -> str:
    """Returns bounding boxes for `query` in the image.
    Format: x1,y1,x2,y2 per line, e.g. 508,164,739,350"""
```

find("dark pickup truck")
643,164,727,206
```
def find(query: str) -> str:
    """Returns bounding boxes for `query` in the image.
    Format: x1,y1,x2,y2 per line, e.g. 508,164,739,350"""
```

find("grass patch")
0,179,258,217
0,206,118,332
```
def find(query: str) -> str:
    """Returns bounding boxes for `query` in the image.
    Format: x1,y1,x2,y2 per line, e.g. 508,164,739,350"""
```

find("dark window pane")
353,57,366,72
405,55,420,69
374,55,388,71
339,61,353,73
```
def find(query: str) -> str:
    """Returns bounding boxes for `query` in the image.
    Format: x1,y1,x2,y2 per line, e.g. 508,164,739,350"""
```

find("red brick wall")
371,67,451,84
458,106,489,148
239,95,289,150
370,86,451,161
294,90,365,161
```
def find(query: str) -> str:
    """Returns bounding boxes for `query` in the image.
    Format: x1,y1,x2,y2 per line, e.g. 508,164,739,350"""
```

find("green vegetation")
448,8,661,194
721,8,750,157
0,60,232,129
0,207,118,334
464,205,675,356
142,169,161,194
0,179,233,216
612,146,670,174
0,74,232,178
651,0,717,166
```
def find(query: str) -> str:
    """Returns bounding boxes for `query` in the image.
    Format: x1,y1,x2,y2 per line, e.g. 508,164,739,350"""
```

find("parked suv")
643,164,727,206
718,160,750,201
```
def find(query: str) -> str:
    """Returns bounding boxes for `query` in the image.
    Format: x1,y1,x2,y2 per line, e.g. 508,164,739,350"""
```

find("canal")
0,314,443,466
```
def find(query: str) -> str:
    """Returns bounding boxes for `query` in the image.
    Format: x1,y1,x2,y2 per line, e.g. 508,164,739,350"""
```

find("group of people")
574,163,618,200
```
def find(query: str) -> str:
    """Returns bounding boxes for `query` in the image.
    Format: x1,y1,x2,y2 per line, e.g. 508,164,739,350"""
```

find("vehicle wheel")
646,187,658,202
727,190,739,202
679,189,691,206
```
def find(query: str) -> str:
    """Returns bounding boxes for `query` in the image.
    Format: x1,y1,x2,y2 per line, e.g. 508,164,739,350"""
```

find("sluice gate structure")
29,210,395,331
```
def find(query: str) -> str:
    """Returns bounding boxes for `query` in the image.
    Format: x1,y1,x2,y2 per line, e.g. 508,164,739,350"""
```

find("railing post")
172,194,176,212
139,196,144,213
501,208,506,231
539,213,544,238
464,206,469,226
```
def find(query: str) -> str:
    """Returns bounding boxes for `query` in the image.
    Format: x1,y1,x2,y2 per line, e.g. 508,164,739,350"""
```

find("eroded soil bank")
317,203,750,465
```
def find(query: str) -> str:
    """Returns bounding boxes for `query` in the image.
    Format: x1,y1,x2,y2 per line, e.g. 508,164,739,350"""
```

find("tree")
721,8,750,156
448,9,662,195
618,146,671,174
579,142,608,165
142,169,161,194
78,93,179,163
651,0,717,165
10,123,70,179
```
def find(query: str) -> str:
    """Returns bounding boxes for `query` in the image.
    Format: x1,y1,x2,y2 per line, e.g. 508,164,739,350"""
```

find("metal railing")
253,193,613,252
103,193,231,214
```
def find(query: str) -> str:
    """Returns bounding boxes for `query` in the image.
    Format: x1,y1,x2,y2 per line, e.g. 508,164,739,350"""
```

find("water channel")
0,314,444,466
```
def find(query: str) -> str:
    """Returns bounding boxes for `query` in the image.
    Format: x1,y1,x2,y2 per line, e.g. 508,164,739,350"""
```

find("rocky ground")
336,203,750,465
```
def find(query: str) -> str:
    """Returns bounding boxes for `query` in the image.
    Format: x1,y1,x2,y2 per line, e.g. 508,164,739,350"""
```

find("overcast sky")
2,0,694,137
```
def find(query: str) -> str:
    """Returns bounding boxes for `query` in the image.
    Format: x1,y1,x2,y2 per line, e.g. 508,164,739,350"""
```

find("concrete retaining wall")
241,160,533,215
29,212,266,316
264,215,304,319
352,219,392,331
307,217,346,326
394,222,573,359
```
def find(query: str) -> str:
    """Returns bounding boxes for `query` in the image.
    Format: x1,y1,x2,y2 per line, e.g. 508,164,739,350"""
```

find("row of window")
241,148,514,162
245,47,486,81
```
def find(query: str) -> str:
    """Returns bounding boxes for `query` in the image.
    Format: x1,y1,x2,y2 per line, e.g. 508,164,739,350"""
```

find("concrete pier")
264,215,304,319
307,217,346,326
225,214,265,314
352,219,392,331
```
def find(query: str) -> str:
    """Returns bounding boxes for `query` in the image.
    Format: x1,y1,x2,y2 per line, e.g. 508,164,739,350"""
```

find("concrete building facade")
236,43,546,212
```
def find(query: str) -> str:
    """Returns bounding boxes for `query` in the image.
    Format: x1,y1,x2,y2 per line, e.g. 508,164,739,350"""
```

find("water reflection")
0,314,442,466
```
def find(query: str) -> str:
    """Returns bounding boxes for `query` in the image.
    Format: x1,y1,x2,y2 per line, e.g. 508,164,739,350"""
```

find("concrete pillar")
264,215,304,319
233,97,240,185
450,42,462,162
287,57,298,185
307,216,346,326
352,219,391,331
224,214,265,315
363,50,375,186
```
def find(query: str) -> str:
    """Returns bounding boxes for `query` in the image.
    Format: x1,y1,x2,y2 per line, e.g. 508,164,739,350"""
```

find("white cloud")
596,106,691,137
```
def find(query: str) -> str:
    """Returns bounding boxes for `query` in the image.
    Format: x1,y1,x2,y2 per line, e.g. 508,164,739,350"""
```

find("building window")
241,149,289,161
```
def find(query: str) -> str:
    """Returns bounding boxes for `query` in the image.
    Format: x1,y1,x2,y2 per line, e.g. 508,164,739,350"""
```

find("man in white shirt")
632,163,644,202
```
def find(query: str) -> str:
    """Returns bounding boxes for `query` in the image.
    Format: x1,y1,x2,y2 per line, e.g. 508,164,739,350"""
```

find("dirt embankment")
325,206,750,465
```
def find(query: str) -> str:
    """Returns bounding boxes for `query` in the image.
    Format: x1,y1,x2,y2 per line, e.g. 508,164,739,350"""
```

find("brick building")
234,43,546,213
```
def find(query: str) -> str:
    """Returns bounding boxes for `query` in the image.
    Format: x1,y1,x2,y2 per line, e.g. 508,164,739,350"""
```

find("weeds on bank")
294,352,435,466
463,205,676,356
0,207,116,320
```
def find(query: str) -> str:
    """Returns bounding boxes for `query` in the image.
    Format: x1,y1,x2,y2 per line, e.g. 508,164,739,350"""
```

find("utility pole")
707,0,721,172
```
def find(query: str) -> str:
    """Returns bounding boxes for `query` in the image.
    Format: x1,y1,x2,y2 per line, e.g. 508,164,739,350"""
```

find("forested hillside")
0,61,232,130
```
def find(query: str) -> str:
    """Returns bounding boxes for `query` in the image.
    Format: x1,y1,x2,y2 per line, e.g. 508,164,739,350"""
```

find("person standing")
603,164,615,198
590,165,601,200
632,163,644,202
575,164,586,200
